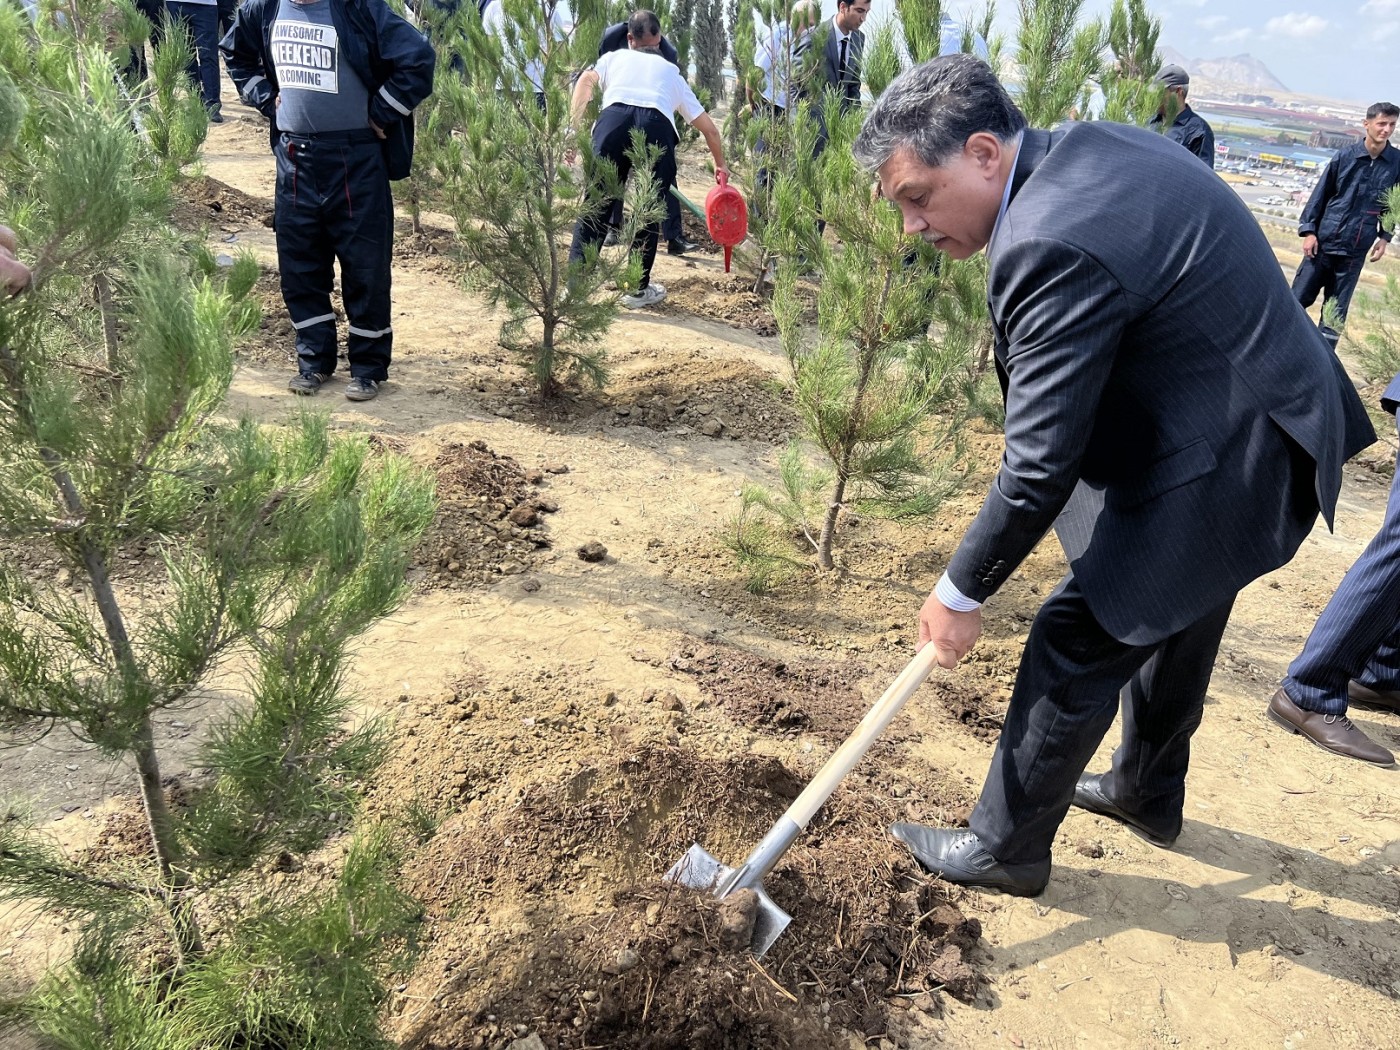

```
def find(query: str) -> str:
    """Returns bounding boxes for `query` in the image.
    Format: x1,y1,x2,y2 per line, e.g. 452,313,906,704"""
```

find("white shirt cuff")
935,571,982,612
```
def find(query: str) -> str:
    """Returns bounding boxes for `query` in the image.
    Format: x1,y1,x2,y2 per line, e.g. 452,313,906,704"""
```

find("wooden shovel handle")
784,644,944,830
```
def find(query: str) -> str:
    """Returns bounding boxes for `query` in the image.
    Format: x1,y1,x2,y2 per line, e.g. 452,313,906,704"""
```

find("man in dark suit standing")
1268,372,1400,765
811,0,868,149
853,55,1375,895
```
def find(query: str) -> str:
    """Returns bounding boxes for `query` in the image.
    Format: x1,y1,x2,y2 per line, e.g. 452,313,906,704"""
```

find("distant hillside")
1159,46,1291,94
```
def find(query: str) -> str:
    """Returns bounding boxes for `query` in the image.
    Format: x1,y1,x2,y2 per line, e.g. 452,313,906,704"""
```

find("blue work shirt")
1149,105,1215,169
1299,139,1400,256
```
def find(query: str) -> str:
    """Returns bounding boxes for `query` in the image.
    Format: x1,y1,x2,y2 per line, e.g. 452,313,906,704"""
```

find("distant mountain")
1159,46,1290,94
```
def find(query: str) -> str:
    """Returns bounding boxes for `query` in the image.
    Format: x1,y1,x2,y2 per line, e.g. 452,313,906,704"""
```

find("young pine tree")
1099,0,1163,127
1014,0,1104,127
0,18,434,1049
440,0,659,400
729,101,970,582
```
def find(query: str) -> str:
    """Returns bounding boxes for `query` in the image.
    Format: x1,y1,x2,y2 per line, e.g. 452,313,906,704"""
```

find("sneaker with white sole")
620,282,666,309
344,377,381,401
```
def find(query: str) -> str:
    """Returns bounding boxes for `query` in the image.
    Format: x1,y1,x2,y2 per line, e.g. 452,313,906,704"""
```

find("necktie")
838,36,848,82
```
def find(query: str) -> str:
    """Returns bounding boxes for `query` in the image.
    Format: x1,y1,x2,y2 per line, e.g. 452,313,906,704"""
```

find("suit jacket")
947,124,1376,645
815,18,862,109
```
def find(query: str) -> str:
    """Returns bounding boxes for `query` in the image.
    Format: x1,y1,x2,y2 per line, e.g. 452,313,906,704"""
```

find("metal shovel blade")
663,843,793,958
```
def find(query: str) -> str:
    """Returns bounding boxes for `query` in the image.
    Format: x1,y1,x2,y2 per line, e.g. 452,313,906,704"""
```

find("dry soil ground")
3,107,1400,1050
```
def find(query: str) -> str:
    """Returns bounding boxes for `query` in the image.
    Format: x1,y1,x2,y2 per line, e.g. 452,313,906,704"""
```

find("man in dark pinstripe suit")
1268,374,1400,765
855,56,1376,896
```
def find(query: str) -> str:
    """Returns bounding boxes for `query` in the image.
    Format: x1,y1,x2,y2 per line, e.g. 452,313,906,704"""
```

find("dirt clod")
577,540,608,562
715,888,759,951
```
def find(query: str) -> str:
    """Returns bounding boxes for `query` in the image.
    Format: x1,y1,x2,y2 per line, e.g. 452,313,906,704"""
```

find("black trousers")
607,181,683,242
970,572,1235,864
274,130,394,382
1292,251,1365,347
569,104,678,291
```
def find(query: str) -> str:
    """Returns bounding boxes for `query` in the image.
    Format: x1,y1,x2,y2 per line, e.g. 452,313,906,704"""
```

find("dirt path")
4,104,1399,1050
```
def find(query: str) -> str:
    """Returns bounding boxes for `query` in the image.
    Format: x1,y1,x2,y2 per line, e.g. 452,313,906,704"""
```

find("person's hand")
0,225,32,296
714,165,728,184
1302,233,1319,258
564,146,578,167
1372,239,1389,263
371,120,386,140
917,591,982,670
274,93,280,109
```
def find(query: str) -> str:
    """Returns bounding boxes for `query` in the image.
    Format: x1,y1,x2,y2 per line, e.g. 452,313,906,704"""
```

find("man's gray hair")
853,54,1027,171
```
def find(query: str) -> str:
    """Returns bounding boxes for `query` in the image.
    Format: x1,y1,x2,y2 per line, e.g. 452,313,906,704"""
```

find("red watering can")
705,170,748,273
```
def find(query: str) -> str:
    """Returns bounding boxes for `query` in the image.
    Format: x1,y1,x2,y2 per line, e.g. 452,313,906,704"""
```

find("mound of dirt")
171,174,273,234
413,439,556,589
588,356,797,443
392,745,985,1050
659,274,779,336
668,643,867,742
239,269,298,369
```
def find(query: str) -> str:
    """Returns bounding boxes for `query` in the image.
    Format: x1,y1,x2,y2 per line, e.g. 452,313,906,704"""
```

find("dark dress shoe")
889,824,1049,897
1072,773,1179,848
667,236,700,255
1268,688,1394,765
1348,680,1400,714
602,228,619,248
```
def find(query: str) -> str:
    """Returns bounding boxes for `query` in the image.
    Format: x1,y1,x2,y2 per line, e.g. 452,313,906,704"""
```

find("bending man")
568,9,726,309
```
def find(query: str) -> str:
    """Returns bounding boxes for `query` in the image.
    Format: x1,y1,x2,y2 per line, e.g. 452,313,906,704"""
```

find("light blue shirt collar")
988,130,1024,255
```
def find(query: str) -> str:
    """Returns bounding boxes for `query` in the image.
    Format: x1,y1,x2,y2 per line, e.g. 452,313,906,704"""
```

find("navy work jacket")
1299,140,1400,257
220,0,435,180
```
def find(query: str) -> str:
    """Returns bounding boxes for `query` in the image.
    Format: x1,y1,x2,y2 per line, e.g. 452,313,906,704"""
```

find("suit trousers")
569,104,678,291
1292,251,1365,346
971,572,1235,864
275,131,394,382
1284,415,1400,713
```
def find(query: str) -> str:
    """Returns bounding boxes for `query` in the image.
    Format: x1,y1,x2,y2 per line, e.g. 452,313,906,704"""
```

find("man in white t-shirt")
567,9,727,309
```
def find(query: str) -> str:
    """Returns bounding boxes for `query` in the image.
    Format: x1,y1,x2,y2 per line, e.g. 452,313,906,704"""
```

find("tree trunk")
95,272,120,379
0,345,202,957
815,473,848,570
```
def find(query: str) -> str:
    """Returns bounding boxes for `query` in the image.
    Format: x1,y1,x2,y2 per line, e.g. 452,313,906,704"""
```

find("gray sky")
813,1,1391,108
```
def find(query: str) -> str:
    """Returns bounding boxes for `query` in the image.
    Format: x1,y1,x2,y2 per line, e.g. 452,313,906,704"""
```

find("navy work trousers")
275,131,394,382
1292,251,1365,347
167,1,221,112
570,103,678,291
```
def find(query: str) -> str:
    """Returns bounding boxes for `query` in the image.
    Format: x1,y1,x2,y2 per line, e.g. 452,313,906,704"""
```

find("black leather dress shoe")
1348,680,1400,714
889,824,1049,897
602,228,619,248
1072,773,1179,848
667,236,700,255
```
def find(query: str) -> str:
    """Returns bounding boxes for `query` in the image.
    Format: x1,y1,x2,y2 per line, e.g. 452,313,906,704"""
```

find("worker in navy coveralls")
1293,102,1400,349
221,0,434,401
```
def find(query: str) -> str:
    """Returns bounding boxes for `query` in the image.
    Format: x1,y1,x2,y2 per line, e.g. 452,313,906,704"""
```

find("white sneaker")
620,282,666,309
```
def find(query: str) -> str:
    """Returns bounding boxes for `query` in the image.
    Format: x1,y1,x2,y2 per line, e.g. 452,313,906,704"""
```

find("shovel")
663,643,943,957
